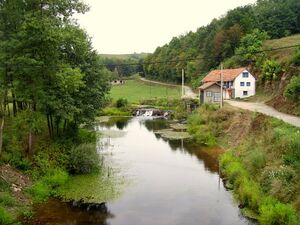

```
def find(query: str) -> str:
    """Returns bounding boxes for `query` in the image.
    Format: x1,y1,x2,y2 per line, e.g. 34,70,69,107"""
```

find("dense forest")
143,0,300,84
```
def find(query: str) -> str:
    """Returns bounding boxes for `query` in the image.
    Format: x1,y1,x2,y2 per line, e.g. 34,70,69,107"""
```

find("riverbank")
187,104,300,225
0,117,103,225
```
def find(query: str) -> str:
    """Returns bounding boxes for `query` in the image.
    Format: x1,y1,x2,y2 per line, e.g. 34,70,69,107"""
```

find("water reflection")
143,119,223,173
24,199,114,225
100,117,131,130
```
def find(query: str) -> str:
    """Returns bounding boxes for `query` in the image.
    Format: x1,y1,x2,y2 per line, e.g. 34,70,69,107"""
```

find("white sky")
75,0,257,54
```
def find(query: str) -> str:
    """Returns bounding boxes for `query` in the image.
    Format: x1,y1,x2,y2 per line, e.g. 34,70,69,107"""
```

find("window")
247,82,251,86
206,91,212,97
243,91,248,96
213,92,221,102
243,72,249,78
240,82,245,86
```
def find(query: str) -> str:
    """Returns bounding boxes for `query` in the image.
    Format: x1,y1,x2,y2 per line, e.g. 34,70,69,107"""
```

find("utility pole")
182,69,185,98
220,63,224,109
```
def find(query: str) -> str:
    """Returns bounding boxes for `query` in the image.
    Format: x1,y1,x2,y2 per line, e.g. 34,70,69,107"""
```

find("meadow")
109,79,181,103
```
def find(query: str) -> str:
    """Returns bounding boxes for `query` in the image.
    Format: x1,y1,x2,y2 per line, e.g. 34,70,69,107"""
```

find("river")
25,117,253,225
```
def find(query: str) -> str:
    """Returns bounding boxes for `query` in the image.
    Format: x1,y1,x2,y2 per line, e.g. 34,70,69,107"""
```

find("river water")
26,117,253,225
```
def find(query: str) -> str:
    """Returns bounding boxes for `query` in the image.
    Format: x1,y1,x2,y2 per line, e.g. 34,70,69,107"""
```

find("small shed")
198,82,221,104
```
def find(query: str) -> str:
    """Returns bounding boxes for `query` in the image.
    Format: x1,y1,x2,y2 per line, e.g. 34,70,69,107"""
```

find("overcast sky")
75,0,257,54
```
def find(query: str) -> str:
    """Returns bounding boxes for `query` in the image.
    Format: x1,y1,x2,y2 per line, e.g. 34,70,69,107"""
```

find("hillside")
143,0,300,83
264,34,300,63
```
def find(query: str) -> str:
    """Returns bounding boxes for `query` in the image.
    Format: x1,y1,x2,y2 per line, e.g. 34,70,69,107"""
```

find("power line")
1,44,300,68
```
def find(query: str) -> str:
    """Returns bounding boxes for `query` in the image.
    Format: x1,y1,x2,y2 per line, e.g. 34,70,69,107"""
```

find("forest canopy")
143,0,300,84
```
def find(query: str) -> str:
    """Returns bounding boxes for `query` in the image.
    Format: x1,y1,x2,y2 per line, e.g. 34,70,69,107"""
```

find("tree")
235,29,269,65
0,0,110,146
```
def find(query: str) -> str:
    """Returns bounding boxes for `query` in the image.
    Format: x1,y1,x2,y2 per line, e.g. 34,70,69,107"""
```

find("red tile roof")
202,67,246,82
198,82,220,90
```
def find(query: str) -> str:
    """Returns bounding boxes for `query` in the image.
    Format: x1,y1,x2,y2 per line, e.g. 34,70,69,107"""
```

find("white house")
198,67,255,103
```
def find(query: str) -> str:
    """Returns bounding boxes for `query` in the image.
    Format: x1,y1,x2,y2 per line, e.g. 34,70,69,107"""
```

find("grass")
109,79,181,103
264,34,300,63
239,88,274,103
189,105,300,224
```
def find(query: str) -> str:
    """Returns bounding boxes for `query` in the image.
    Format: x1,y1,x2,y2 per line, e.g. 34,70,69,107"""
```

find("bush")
43,168,69,188
115,98,128,108
76,129,97,144
0,207,13,225
27,182,51,203
294,47,300,65
284,75,300,101
0,193,15,207
192,126,217,146
27,168,69,203
259,200,299,225
68,143,100,174
245,149,266,172
238,178,261,211
262,59,282,81
2,151,31,171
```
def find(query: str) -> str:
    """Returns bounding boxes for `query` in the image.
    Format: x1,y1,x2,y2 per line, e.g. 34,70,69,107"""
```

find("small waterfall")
134,108,170,118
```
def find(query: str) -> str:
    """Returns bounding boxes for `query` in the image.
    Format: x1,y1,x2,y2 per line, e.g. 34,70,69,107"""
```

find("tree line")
101,54,145,79
143,0,300,84
0,0,111,154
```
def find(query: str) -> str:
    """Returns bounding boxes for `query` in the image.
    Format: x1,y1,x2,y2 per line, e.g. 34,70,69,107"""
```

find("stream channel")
25,117,254,225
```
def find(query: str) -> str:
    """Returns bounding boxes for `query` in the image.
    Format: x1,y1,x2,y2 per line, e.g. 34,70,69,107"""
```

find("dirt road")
140,77,198,99
226,100,300,128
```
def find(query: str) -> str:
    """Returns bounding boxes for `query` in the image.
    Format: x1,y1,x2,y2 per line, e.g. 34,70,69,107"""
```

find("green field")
109,79,181,103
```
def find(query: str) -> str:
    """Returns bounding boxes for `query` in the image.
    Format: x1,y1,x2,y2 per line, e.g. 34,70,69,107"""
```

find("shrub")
259,200,299,225
284,75,300,101
294,47,300,65
174,104,188,120
76,129,97,144
2,152,31,171
262,59,282,81
68,143,100,174
238,178,261,211
245,149,266,172
202,103,219,112
27,182,51,203
0,207,13,225
115,98,128,108
43,168,69,188
193,126,217,146
0,193,15,207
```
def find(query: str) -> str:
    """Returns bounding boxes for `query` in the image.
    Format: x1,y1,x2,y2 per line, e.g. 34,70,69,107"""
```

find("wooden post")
220,63,224,108
182,69,185,97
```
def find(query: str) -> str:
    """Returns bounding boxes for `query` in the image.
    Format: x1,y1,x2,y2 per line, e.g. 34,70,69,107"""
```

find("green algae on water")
154,129,191,140
57,169,128,203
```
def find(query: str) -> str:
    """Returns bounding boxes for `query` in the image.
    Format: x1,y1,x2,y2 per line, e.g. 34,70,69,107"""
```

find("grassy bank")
187,104,300,224
109,79,181,103
0,115,103,224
